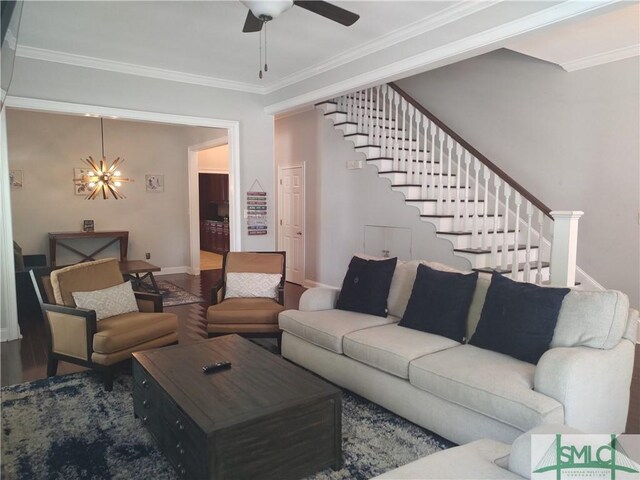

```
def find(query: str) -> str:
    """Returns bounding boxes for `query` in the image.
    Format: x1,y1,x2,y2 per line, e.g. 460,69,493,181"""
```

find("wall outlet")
145,252,151,260
346,160,363,170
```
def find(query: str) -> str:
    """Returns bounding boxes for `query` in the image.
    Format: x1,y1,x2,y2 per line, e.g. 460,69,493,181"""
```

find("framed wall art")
9,169,23,188
145,174,164,193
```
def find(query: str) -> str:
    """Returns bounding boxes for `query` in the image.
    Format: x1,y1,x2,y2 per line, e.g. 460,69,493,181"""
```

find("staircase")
316,83,583,286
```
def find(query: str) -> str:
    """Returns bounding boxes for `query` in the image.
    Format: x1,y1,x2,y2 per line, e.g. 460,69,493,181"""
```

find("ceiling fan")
240,0,360,32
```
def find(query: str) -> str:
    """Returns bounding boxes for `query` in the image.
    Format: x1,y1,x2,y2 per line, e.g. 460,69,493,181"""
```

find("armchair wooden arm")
211,281,224,305
40,302,97,363
134,291,163,312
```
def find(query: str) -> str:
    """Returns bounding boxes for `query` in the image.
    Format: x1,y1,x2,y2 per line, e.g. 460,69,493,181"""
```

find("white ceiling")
14,1,639,104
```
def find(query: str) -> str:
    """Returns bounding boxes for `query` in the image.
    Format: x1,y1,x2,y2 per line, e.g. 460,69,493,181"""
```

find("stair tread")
379,170,454,176
474,261,550,274
355,145,428,152
422,213,503,218
454,244,535,254
316,101,337,106
367,158,440,164
436,229,516,236
393,184,470,189
409,198,485,203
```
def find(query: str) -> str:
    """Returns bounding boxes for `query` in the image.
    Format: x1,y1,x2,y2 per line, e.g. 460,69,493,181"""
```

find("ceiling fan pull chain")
264,22,268,73
258,26,263,79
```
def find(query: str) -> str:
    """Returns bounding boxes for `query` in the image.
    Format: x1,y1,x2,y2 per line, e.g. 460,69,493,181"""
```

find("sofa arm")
135,292,163,312
299,287,340,311
534,339,635,433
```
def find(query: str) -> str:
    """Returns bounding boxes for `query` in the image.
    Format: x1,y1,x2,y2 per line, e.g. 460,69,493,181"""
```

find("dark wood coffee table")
132,335,342,480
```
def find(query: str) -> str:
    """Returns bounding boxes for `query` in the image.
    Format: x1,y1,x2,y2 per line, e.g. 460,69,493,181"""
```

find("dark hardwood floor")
2,271,638,434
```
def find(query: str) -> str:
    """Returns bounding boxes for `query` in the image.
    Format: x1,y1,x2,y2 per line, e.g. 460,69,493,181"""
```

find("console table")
48,231,129,267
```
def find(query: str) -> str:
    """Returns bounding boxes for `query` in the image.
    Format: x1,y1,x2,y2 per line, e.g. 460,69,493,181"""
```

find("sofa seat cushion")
207,298,285,325
93,311,177,354
278,309,397,354
373,438,520,479
343,324,460,379
409,345,564,432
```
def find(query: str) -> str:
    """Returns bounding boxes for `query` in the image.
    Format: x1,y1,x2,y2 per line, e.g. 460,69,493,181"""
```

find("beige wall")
7,109,226,269
198,144,228,172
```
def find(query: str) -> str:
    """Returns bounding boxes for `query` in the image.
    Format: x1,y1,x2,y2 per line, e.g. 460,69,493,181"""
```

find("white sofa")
278,260,637,446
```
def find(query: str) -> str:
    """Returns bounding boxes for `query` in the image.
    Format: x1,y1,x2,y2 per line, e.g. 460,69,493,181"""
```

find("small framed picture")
74,167,92,195
82,220,95,232
9,170,23,188
145,174,164,193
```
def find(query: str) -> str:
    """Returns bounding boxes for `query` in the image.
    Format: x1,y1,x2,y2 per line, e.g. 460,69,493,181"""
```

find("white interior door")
279,165,305,285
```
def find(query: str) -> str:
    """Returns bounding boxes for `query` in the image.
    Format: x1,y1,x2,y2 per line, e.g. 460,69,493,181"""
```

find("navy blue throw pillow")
399,264,478,342
336,256,397,317
469,273,570,364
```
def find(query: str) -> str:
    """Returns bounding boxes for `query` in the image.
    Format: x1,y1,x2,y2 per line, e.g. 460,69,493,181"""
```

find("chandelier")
74,118,131,200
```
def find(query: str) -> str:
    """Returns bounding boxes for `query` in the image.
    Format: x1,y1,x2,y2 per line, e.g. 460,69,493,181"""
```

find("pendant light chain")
258,26,263,79
264,21,268,73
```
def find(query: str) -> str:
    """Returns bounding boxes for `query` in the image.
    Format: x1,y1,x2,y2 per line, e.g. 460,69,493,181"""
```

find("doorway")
278,164,305,285
198,143,229,271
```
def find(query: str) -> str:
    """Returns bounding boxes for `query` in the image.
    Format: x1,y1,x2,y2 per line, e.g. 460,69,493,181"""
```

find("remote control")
202,361,232,374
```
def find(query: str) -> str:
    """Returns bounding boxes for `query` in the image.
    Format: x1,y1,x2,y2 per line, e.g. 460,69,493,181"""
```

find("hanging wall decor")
247,179,267,236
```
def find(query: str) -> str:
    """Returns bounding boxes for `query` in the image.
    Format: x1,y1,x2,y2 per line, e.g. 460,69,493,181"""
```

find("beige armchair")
31,258,177,390
206,251,286,348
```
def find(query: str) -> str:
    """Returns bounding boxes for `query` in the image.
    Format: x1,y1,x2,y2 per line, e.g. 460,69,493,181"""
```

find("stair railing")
333,83,582,286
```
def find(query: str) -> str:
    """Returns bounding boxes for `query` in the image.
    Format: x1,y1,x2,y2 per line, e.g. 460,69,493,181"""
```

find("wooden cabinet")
199,173,228,219
200,220,229,254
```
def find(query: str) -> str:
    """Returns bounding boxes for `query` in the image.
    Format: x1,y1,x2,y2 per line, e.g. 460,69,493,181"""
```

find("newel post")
549,211,584,287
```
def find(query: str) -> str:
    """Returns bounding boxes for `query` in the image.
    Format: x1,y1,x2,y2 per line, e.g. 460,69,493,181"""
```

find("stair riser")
345,134,422,149
393,185,477,201
379,172,459,186
422,216,500,231
326,112,396,128
438,231,518,250
368,159,444,173
413,202,487,216
457,248,539,269
356,146,432,160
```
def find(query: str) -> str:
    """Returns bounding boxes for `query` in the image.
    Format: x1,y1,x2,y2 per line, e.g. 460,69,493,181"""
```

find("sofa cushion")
93,311,177,354
409,344,564,433
343,323,460,379
400,265,478,342
337,256,397,317
387,260,464,319
278,309,396,354
551,289,630,349
470,273,570,364
207,298,285,324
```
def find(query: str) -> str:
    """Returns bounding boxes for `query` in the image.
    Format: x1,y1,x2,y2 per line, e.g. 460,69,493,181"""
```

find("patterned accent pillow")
72,281,139,321
225,273,282,300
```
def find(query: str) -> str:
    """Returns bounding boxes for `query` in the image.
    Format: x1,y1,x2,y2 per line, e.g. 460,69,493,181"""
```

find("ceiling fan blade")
293,1,359,26
242,10,263,32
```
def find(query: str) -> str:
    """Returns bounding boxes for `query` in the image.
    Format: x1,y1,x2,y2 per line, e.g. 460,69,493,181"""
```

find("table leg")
49,238,56,267
148,272,160,294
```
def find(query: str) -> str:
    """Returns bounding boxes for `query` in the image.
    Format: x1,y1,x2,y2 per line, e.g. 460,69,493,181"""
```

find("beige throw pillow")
225,272,281,299
72,281,139,321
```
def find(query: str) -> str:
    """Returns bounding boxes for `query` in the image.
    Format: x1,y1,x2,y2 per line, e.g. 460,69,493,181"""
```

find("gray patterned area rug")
156,280,204,307
1,371,453,480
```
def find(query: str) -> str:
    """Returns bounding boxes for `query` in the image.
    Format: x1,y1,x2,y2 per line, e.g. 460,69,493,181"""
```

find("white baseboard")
303,279,339,289
0,327,21,342
156,266,190,276
574,266,605,291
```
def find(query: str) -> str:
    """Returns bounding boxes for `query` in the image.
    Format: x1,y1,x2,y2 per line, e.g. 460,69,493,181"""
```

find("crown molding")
16,45,266,95
561,43,640,72
262,0,502,95
264,0,620,115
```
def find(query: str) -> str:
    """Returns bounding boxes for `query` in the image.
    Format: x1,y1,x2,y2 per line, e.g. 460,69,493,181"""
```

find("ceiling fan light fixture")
240,0,293,20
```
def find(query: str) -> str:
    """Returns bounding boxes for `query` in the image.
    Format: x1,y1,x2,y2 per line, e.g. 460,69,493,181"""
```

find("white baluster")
393,92,400,170
437,131,446,214
446,137,454,212
536,211,544,284
346,93,353,123
380,86,387,156
375,86,381,144
368,87,374,143
491,176,502,269
407,106,414,180
471,158,480,248
481,165,490,249
422,117,429,199
400,99,408,172
429,122,436,199
463,152,471,230
501,185,512,269
365,88,371,138
512,192,522,280
524,201,533,283
413,113,422,184
453,144,463,232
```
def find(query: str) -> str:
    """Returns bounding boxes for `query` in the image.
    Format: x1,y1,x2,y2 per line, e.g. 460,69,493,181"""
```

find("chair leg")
103,368,114,392
46,357,58,377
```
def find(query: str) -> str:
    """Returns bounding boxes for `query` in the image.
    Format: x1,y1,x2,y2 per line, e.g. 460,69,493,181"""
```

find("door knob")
296,232,302,235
